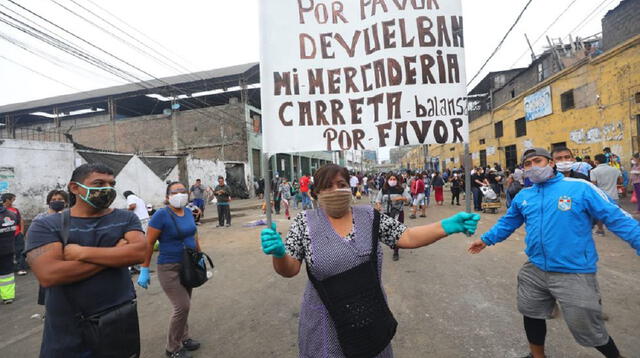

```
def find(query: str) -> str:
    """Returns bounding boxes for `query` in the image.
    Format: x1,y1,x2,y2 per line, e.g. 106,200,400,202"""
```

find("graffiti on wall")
523,140,535,149
569,122,624,144
0,167,15,193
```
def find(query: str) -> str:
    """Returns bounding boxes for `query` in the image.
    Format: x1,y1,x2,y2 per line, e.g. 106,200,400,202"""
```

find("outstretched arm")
398,212,481,249
469,201,525,254
585,185,640,254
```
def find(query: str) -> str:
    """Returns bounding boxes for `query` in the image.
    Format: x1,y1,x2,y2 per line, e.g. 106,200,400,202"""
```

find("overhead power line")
569,0,617,36
2,2,212,116
1,2,248,129
508,0,578,69
50,0,202,83
85,0,198,71
467,0,535,87
0,54,79,90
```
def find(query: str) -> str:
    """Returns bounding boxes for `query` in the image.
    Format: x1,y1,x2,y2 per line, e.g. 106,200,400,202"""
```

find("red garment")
434,187,444,202
411,179,425,195
7,207,21,234
299,176,310,193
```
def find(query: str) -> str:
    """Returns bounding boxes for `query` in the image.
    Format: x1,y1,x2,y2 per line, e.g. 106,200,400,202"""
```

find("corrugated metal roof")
0,62,259,115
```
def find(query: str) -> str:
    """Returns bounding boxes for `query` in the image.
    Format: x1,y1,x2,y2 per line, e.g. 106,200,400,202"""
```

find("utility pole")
525,34,536,62
546,35,564,72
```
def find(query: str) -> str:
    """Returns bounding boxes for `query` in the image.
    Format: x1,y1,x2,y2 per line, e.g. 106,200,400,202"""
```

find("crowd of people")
0,144,638,357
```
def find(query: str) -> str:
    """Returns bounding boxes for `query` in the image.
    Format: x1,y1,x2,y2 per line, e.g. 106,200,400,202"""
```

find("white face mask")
388,180,398,187
555,161,574,172
525,165,555,184
169,193,189,208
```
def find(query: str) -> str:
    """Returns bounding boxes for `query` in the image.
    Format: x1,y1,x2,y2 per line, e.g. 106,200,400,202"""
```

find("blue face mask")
75,182,117,209
524,165,554,184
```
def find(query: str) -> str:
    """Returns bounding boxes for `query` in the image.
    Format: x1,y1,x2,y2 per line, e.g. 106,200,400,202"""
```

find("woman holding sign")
260,164,480,358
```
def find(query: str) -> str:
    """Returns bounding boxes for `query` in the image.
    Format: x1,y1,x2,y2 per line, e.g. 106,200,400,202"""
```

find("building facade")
427,1,640,173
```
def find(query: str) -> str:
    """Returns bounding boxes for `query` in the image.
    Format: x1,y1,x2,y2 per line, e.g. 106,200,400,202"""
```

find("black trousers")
14,233,28,271
217,204,231,226
451,188,461,204
274,199,281,214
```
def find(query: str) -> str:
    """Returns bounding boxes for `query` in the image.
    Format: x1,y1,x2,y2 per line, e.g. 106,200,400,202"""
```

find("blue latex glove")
137,267,150,289
261,223,285,258
441,212,481,236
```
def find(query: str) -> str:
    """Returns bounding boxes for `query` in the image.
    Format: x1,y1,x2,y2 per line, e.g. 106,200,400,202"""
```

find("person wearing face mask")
138,181,202,358
32,190,69,307
375,174,411,261
33,190,69,222
260,164,481,358
468,148,640,358
1,193,27,277
25,163,147,357
551,147,590,181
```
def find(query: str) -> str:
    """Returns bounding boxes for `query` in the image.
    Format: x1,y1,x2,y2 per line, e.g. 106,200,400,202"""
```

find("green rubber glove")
261,222,286,258
441,212,481,236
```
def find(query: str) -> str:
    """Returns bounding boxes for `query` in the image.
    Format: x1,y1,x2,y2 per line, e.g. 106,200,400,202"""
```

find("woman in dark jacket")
374,173,411,261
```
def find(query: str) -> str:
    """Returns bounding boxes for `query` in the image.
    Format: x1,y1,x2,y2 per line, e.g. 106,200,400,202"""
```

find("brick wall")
62,102,248,162
602,0,640,51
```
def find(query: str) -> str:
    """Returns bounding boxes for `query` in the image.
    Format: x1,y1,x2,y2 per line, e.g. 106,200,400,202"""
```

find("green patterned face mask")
74,182,117,209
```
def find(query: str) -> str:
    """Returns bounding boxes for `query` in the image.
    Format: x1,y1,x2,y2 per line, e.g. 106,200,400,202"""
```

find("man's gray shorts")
517,261,609,347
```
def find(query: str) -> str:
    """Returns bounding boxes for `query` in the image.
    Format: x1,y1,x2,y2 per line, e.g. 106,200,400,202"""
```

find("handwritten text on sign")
260,0,469,154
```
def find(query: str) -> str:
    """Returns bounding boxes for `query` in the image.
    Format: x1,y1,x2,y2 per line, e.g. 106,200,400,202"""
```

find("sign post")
260,0,471,227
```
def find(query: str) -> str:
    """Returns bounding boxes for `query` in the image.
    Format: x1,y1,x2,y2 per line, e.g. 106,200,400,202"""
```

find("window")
635,92,640,104
450,147,455,151
494,121,504,138
537,63,544,82
561,90,575,111
479,150,487,168
505,145,518,170
494,74,506,88
510,90,516,98
479,139,486,145
515,117,527,137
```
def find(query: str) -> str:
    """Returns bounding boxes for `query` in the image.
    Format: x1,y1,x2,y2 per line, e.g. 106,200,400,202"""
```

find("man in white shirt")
590,154,622,236
123,191,150,232
349,174,359,196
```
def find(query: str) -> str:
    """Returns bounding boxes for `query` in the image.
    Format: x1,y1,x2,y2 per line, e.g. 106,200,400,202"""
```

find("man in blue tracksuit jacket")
468,148,640,358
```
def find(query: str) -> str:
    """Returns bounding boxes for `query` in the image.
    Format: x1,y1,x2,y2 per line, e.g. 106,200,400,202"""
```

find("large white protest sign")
260,0,468,154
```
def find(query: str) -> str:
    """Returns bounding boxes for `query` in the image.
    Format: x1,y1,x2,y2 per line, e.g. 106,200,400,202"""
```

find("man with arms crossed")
26,163,147,357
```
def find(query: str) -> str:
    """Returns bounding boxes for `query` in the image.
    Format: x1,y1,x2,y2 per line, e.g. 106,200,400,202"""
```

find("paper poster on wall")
260,0,469,154
524,86,552,121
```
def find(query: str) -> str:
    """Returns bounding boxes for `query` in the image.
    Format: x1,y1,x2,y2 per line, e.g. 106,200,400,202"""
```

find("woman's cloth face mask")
318,188,352,218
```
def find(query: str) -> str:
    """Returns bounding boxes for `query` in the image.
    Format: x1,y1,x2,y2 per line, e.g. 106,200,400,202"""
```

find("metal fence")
0,127,69,143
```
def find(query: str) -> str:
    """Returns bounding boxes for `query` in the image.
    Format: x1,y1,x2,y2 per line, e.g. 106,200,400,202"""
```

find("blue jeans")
424,187,431,206
471,187,483,210
301,192,312,209
193,198,205,211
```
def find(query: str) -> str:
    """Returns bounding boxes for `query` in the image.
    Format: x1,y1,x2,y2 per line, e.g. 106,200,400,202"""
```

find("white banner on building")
524,85,552,121
260,0,469,154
